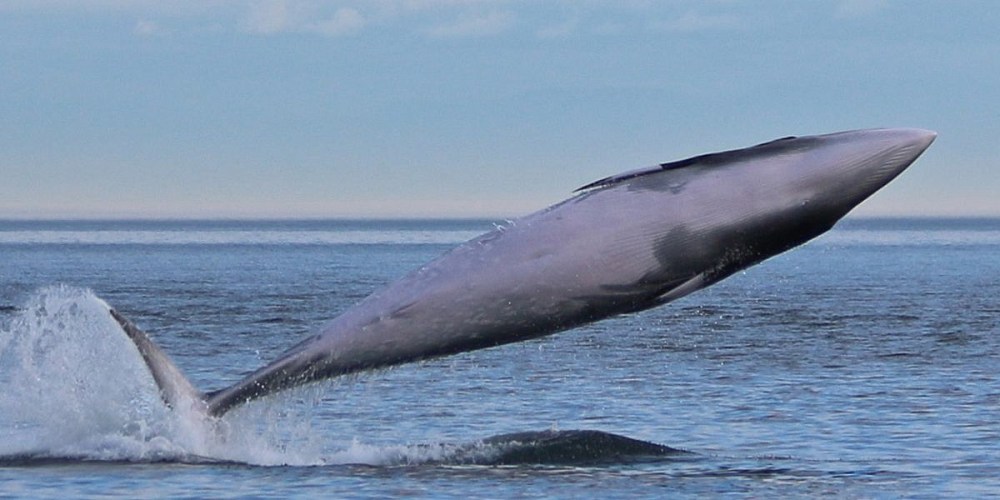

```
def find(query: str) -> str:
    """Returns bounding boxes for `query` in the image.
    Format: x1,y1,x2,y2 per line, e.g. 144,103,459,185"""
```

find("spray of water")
0,286,493,466
0,286,205,460
1,286,672,467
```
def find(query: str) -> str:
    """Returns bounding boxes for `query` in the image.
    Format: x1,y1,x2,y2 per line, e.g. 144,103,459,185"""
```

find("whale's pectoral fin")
109,309,208,416
654,272,709,304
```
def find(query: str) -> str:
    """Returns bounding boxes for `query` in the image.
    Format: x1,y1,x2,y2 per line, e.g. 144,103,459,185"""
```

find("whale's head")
780,128,936,219
604,128,938,295
707,127,937,267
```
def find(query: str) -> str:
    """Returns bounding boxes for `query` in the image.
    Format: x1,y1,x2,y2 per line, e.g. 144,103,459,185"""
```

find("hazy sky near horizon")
1,0,997,218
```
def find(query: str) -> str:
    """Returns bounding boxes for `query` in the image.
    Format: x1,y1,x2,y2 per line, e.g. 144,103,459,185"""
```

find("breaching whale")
109,128,936,418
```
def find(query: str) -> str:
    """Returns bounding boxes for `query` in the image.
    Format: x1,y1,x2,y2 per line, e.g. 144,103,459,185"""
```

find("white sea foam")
0,286,178,459
0,286,476,466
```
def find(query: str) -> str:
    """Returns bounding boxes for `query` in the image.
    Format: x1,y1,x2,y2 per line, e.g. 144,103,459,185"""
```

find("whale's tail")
110,309,210,417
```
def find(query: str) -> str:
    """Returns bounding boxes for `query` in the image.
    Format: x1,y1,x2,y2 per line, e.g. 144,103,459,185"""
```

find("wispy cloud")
133,19,166,37
0,0,157,10
835,0,890,19
240,0,514,38
398,0,509,10
243,0,290,35
536,16,578,39
424,9,515,38
0,1,743,40
243,0,365,37
312,6,365,36
656,10,742,33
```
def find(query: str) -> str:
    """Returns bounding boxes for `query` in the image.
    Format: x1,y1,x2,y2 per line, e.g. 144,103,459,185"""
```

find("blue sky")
1,0,997,218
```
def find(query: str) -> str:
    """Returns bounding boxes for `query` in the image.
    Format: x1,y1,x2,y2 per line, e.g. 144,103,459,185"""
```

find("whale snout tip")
908,127,936,143
891,128,937,150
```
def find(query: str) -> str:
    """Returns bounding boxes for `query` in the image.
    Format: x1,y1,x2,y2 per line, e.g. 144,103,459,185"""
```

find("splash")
0,287,492,466
0,286,320,465
1,287,185,459
0,286,684,467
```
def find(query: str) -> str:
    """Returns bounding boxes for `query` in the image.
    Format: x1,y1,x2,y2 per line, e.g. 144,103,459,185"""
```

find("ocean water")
0,218,997,498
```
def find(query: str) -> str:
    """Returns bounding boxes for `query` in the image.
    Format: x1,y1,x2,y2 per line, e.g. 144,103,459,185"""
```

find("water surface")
1,218,998,497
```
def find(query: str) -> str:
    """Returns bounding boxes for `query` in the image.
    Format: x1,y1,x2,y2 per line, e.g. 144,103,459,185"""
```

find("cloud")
313,7,365,36
244,0,290,35
4,1,737,39
397,0,511,11
424,9,514,37
0,0,155,10
658,10,741,33
536,17,578,39
243,1,365,37
133,19,165,37
835,0,890,19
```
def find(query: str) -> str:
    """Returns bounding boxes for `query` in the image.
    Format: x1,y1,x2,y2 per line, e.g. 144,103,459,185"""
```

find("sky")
1,0,997,219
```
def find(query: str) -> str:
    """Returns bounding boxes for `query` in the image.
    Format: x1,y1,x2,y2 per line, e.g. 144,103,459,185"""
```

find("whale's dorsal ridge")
575,134,802,192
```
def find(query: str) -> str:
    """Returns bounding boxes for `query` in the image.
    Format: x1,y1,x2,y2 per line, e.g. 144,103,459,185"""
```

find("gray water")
1,218,998,498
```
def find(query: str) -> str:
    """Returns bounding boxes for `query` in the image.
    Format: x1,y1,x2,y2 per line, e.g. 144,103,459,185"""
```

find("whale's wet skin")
6,130,996,497
112,129,937,419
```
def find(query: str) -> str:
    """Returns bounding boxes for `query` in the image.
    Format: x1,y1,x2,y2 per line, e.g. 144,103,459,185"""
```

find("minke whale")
109,128,936,418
